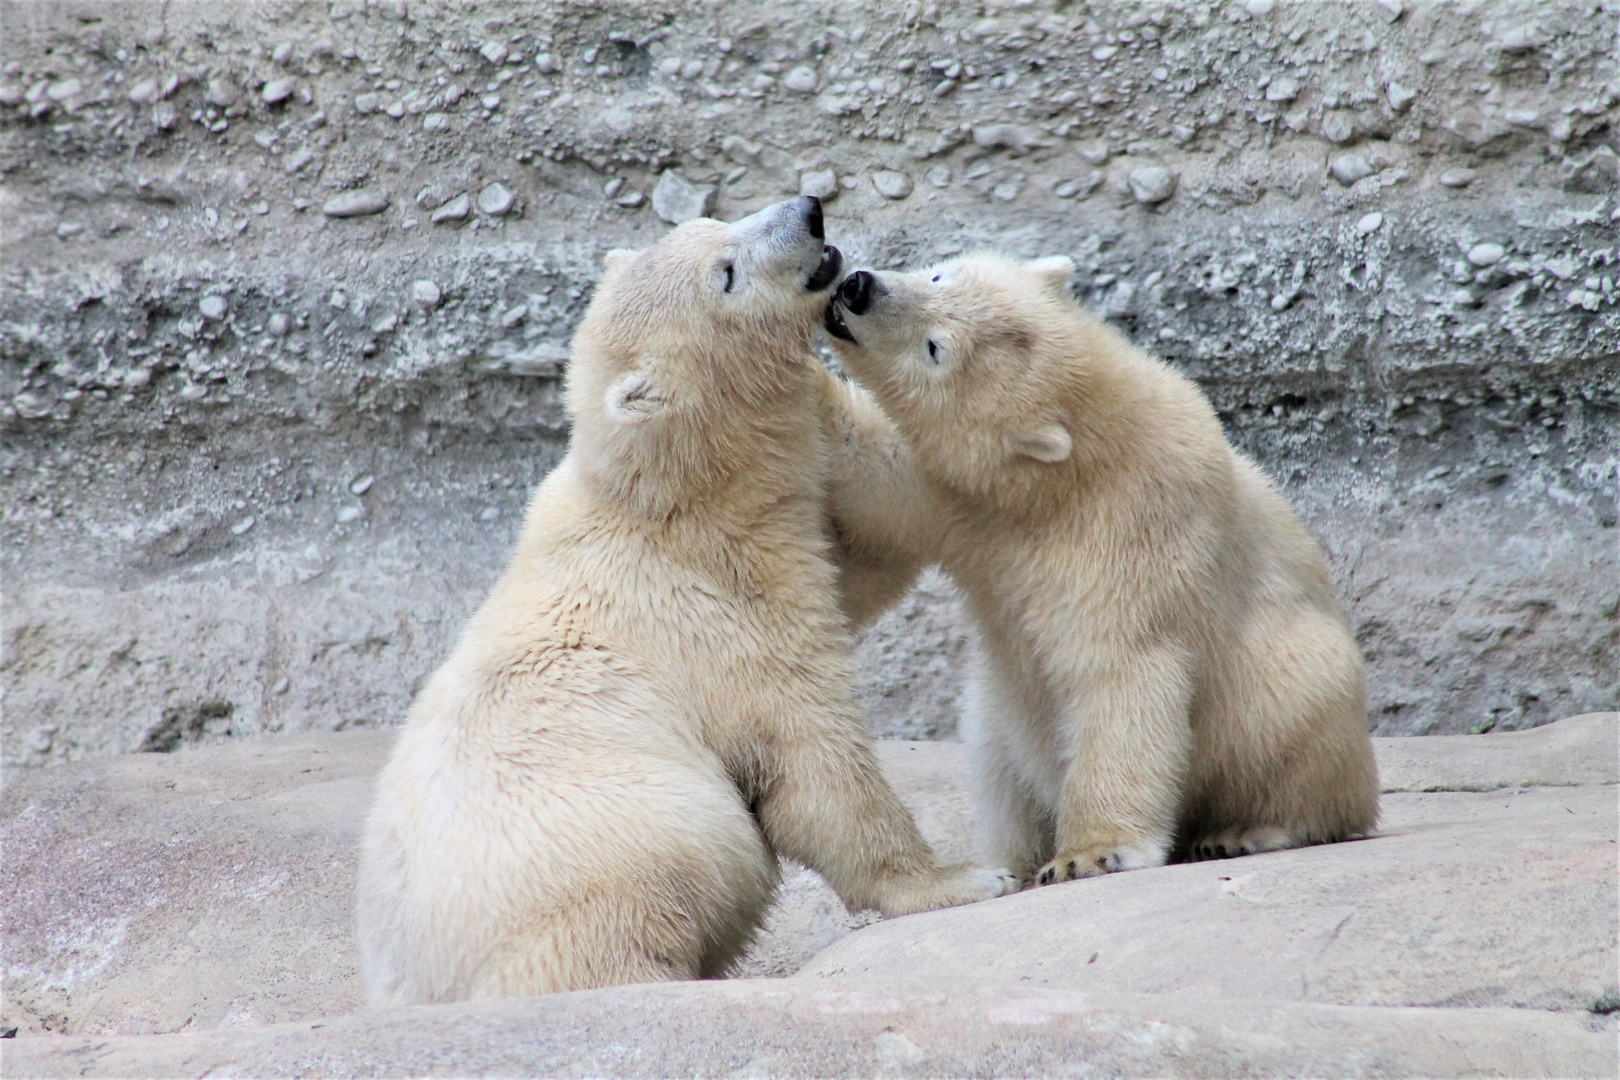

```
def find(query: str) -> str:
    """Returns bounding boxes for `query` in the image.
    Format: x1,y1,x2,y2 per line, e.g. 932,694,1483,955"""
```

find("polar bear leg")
963,667,1054,885
754,702,1014,916
1037,645,1195,885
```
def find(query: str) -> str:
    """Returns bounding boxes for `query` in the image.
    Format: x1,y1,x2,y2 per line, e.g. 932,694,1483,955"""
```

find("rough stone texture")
3,714,1614,1076
2,0,1617,771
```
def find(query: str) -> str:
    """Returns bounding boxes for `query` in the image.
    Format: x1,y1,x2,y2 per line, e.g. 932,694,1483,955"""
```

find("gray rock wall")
2,0,1616,767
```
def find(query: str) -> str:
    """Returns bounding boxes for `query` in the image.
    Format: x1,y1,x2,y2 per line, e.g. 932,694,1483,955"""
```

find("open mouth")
805,245,843,292
824,299,857,343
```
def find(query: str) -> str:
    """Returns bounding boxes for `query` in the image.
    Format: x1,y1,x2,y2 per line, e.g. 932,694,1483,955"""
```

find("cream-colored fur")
356,201,1011,1009
825,253,1379,884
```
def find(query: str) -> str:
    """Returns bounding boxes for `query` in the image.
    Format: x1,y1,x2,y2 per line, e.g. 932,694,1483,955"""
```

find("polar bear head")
823,253,1090,503
566,196,844,507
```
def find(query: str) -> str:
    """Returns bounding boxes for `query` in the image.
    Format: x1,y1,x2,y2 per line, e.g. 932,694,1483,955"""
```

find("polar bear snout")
728,197,841,295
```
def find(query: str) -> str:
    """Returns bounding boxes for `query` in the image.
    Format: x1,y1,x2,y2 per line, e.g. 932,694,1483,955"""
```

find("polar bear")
823,254,1379,885
356,198,1010,1008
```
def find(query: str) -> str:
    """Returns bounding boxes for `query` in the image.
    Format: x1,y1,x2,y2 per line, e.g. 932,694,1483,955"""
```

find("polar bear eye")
926,339,940,363
931,274,941,283
721,262,736,293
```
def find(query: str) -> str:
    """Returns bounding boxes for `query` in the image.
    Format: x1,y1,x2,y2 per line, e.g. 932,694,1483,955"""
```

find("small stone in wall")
1356,212,1384,236
431,193,470,224
799,169,838,201
354,92,380,114
1265,76,1299,103
1128,167,1177,205
652,171,717,224
783,66,818,93
411,280,442,308
1439,167,1476,188
925,165,951,189
1466,243,1505,268
1386,81,1417,113
262,78,296,105
478,183,514,216
873,171,914,199
323,190,390,217
1330,154,1375,186
1321,112,1355,144
199,295,229,320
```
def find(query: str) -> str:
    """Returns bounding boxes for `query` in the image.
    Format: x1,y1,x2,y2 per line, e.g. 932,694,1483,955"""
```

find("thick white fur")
827,253,1379,884
356,204,1010,1009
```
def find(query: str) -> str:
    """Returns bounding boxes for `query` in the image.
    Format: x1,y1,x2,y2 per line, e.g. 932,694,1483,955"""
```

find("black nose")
799,195,824,241
838,270,874,315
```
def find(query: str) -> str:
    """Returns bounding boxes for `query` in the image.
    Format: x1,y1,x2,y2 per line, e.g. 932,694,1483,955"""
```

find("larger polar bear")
824,254,1379,885
356,198,1009,1008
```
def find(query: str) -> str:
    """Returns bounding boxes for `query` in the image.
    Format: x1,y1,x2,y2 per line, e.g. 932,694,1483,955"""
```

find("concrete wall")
2,0,1616,768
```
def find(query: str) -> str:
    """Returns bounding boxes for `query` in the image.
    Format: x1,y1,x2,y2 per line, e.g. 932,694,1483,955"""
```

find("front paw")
1034,842,1166,886
878,864,1019,915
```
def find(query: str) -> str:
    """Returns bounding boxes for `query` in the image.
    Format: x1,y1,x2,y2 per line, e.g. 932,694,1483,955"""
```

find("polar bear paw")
1035,842,1167,886
876,864,1019,916
1189,825,1297,861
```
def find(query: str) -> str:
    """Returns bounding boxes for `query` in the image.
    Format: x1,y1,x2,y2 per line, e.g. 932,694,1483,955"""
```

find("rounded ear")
602,248,638,275
603,369,668,424
1028,256,1076,296
1011,424,1072,463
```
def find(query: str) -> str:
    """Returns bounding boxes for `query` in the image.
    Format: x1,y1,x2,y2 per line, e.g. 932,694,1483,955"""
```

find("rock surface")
2,0,1616,769
3,713,1614,1077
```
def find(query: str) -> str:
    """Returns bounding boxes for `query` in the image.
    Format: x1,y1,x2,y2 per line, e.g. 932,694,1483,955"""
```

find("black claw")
1038,867,1054,885
1096,856,1109,869
1064,860,1078,878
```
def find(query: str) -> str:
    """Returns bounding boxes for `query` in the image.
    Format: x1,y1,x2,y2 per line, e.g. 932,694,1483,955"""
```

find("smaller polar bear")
824,254,1379,885
357,199,1011,1008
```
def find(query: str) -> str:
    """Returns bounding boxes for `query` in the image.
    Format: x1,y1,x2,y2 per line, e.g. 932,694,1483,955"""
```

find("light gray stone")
871,170,913,199
1330,153,1375,186
782,65,817,93
1467,242,1506,267
261,78,295,105
1439,166,1477,187
321,190,389,218
410,279,441,307
651,170,716,224
477,182,514,216
1127,166,1177,204
429,191,469,223
798,168,838,200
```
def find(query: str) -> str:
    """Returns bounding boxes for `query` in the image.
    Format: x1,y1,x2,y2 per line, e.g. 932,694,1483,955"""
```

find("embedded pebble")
1356,212,1384,236
151,102,177,130
423,113,449,132
1439,168,1477,188
335,505,364,525
1467,243,1506,268
267,313,290,336
1386,82,1417,113
1320,113,1355,144
480,41,509,65
925,165,952,189
411,280,442,307
1127,166,1177,205
204,77,238,108
872,170,914,200
430,193,470,224
55,222,83,239
13,391,54,418
127,77,159,105
1330,154,1375,186
477,182,514,216
1377,0,1404,20
1265,77,1299,103
1244,0,1275,14
799,168,839,201
349,475,375,496
46,78,82,101
262,78,295,105
323,190,390,217
272,42,293,65
354,92,381,114
230,516,256,536
652,171,717,224
616,191,645,208
479,506,501,522
199,295,229,320
783,66,818,93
